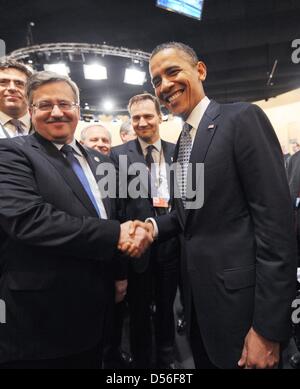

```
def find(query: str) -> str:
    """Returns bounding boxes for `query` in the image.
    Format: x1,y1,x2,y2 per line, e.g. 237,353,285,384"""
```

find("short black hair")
150,42,199,66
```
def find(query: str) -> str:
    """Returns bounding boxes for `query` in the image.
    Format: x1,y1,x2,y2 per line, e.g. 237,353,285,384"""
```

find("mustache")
46,117,71,123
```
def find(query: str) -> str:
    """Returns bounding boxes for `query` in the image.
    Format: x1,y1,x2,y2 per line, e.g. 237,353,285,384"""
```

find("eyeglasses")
31,101,79,112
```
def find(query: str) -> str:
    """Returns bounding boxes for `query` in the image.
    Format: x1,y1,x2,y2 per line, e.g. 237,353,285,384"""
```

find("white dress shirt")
54,139,108,219
185,96,210,144
138,137,170,202
147,96,211,237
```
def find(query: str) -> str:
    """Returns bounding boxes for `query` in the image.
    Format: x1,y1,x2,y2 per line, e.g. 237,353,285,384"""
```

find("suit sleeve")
234,104,297,342
0,140,120,262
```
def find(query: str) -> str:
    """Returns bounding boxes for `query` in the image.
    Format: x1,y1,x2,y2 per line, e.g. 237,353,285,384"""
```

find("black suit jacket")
156,101,297,368
0,133,121,363
111,138,178,273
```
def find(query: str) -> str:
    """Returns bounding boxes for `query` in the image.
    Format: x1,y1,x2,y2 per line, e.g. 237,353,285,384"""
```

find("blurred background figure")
0,59,33,138
281,144,291,169
292,142,300,154
119,119,136,144
80,124,112,155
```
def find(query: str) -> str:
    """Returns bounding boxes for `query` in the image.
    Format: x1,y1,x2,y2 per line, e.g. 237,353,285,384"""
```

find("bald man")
80,124,112,155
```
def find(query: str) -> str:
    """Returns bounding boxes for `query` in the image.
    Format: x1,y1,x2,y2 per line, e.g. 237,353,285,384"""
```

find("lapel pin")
208,124,215,130
94,156,100,162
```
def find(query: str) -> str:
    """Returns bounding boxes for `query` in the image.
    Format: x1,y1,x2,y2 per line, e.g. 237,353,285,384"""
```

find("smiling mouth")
166,90,184,103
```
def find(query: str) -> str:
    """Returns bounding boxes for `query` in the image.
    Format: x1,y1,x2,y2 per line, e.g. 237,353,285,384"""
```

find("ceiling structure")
1,0,300,115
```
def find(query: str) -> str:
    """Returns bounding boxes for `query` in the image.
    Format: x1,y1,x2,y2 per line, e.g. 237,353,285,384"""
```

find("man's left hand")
238,327,280,369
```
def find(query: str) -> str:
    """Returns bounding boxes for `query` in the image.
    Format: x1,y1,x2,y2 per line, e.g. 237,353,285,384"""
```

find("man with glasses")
0,71,152,368
0,59,33,138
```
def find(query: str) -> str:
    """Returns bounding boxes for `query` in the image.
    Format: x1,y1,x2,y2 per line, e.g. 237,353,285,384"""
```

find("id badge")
153,197,169,208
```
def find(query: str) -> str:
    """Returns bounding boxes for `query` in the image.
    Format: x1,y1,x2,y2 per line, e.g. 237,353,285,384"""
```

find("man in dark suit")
110,93,179,369
287,150,300,368
140,42,297,369
0,71,152,368
0,59,33,138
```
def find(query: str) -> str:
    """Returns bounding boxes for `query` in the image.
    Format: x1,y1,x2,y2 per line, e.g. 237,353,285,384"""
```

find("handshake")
118,220,154,258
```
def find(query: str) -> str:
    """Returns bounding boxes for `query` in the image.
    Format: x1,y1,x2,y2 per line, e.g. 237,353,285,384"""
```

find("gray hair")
80,124,112,143
150,42,199,66
26,71,80,105
0,58,33,78
119,119,133,135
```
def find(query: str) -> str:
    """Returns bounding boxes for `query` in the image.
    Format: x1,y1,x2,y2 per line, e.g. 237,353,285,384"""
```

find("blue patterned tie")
177,123,192,208
61,144,100,216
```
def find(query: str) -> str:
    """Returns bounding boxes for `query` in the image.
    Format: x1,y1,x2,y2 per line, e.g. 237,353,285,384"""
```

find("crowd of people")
0,41,298,369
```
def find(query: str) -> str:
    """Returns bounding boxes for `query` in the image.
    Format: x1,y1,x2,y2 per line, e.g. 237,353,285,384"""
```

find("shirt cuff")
145,217,158,239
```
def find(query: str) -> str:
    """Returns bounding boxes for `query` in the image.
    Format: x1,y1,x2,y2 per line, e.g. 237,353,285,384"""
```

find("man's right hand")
118,221,153,258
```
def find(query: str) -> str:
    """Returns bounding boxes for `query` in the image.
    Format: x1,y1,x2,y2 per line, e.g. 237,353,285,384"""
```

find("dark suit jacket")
111,138,179,273
155,101,297,368
0,132,121,363
287,150,300,264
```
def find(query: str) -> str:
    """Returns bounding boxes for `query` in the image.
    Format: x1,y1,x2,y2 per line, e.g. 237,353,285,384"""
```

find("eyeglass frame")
30,101,79,112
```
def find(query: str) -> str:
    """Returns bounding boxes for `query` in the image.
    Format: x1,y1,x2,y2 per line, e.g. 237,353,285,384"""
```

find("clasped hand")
118,220,154,258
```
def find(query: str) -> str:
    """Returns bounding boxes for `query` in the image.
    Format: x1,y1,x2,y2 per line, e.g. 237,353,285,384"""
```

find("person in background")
0,59,33,138
80,123,112,155
119,119,136,143
111,93,179,369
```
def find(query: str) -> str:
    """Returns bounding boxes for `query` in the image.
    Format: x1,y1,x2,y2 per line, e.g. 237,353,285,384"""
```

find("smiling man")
146,42,297,369
80,124,112,156
0,59,33,138
110,93,179,368
0,71,152,368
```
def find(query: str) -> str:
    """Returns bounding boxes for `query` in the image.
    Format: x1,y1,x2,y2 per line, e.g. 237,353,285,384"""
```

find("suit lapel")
173,100,220,224
189,100,220,165
30,133,99,217
186,100,220,219
128,139,151,201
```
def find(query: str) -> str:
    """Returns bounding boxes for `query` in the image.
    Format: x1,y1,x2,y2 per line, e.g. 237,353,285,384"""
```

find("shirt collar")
0,110,31,129
138,137,162,154
53,138,82,156
185,96,210,130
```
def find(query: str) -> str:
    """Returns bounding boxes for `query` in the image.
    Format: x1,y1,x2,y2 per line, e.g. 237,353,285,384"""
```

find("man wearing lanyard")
0,59,33,138
110,93,179,369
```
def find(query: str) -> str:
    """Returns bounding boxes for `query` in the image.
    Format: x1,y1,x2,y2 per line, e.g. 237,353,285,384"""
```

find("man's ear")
197,61,207,82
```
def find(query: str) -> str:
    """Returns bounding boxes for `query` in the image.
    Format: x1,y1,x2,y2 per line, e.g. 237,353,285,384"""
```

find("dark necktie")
10,119,25,135
177,123,192,208
61,144,101,217
145,145,157,198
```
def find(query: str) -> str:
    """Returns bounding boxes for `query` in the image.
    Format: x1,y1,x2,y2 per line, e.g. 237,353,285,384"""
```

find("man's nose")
7,80,17,91
160,77,174,92
138,117,148,126
50,104,64,116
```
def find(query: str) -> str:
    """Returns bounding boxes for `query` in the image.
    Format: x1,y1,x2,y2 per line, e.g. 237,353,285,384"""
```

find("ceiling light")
124,68,146,85
43,63,70,76
84,63,107,80
103,100,114,111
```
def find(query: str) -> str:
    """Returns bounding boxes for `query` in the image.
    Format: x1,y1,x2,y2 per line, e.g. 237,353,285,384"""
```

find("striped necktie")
10,119,25,135
177,123,192,208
